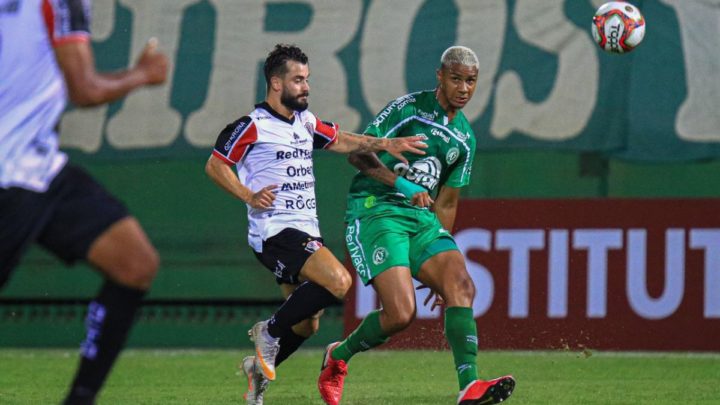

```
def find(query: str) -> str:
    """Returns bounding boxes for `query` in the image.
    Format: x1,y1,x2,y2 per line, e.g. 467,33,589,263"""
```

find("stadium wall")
2,0,720,348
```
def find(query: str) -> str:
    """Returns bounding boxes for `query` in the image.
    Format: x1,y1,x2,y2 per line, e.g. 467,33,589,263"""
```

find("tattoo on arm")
348,152,396,186
355,137,386,153
339,131,387,153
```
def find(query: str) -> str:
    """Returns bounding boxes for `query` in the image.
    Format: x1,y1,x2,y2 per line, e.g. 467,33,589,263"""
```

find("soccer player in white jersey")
205,44,427,404
0,1,167,404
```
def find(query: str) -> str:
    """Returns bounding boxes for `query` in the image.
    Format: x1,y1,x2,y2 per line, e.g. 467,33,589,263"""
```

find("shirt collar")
255,101,295,125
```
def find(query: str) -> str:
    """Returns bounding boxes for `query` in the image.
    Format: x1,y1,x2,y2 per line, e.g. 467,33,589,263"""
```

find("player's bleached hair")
440,46,479,70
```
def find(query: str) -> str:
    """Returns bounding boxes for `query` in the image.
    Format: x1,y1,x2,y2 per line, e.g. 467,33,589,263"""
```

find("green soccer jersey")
346,89,476,218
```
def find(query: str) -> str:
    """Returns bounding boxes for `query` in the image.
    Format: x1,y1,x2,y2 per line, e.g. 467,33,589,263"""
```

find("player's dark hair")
264,44,308,89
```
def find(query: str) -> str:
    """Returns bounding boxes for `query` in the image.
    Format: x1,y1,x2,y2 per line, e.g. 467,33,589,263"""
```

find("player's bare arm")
54,38,168,107
347,151,434,208
329,132,426,163
432,185,461,231
205,155,277,209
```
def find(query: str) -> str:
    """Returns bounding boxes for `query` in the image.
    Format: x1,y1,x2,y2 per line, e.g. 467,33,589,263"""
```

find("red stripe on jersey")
212,150,236,166
42,0,56,45
313,115,339,148
228,122,258,163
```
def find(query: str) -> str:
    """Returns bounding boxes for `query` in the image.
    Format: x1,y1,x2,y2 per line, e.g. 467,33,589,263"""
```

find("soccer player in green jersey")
317,46,515,405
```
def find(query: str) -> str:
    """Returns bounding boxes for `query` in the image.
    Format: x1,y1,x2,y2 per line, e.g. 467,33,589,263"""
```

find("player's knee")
454,274,476,306
116,247,160,290
326,267,352,299
384,307,415,334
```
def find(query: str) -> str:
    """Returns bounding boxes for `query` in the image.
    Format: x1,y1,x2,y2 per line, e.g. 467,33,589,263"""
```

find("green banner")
60,0,720,162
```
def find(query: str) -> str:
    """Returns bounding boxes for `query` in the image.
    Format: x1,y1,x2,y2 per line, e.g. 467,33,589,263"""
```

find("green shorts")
345,206,458,285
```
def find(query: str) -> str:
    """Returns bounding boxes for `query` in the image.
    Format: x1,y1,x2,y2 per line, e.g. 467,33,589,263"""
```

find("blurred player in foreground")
205,44,426,404
0,1,168,404
317,46,516,405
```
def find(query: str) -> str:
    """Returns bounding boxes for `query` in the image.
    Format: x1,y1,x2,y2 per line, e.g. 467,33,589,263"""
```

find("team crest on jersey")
304,239,323,253
446,147,460,165
304,121,314,135
372,247,388,265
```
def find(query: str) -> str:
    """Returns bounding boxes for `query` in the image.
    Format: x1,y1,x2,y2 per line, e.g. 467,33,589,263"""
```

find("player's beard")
281,88,309,112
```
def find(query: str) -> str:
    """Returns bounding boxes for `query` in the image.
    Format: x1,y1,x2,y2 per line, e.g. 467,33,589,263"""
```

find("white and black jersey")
212,102,338,252
0,0,91,192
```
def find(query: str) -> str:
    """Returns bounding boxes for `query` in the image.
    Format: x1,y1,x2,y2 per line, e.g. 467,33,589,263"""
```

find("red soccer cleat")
457,376,515,404
317,342,348,405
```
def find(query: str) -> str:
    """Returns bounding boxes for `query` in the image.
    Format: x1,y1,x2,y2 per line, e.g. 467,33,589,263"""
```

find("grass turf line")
1,349,719,404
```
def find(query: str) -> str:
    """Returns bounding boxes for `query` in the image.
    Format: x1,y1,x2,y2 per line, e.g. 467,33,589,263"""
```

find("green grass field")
1,349,719,404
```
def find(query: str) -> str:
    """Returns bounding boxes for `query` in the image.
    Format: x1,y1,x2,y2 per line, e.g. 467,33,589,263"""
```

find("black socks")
267,281,338,338
63,280,146,404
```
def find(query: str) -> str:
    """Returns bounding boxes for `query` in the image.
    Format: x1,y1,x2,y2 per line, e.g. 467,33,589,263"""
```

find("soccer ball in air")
591,2,646,54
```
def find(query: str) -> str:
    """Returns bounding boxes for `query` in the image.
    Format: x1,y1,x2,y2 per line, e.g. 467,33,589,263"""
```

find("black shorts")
0,164,129,289
253,228,324,285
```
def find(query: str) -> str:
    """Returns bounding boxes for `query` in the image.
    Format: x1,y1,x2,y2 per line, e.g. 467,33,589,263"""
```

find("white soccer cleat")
241,356,269,405
248,321,280,381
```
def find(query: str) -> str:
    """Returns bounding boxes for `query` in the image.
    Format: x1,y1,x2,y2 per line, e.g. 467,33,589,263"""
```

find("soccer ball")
591,2,646,54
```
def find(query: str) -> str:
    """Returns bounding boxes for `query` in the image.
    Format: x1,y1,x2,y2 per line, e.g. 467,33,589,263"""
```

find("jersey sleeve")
311,115,339,150
43,0,91,46
211,116,258,165
445,132,477,188
363,94,416,138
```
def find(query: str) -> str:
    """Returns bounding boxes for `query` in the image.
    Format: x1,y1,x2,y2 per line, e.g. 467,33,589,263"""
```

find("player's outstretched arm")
54,38,168,107
205,155,277,209
347,152,434,208
329,132,426,163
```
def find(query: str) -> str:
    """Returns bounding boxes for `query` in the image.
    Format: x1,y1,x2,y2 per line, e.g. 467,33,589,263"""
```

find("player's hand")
249,184,278,209
136,37,168,85
385,135,427,164
416,284,444,311
411,191,434,208
394,177,433,208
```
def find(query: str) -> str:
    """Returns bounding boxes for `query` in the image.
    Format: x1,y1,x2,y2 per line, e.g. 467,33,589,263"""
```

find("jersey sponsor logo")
453,128,470,141
346,223,369,279
291,132,308,145
224,121,247,151
446,147,460,164
393,156,442,191
372,246,388,265
280,181,315,191
304,239,323,253
372,94,416,127
286,164,314,177
417,109,437,121
274,260,286,278
430,128,450,143
284,196,316,210
276,149,312,160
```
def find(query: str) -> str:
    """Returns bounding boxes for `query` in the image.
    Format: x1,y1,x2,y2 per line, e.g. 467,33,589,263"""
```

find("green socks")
331,310,389,362
445,306,479,390
331,307,478,390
